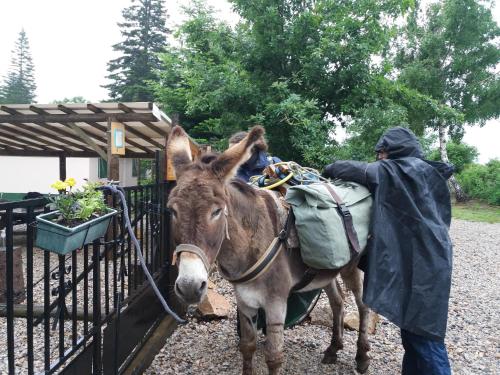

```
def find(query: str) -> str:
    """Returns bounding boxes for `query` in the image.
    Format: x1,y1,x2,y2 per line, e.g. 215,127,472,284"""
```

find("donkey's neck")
217,181,277,279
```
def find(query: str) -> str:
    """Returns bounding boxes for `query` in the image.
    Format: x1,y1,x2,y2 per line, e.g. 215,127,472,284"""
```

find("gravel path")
146,219,500,374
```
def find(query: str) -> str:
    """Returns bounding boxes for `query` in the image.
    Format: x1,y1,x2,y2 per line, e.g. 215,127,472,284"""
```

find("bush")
429,142,479,173
457,160,500,205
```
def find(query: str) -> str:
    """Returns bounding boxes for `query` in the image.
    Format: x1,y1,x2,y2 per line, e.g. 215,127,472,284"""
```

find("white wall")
0,156,91,193
0,156,139,194
119,158,138,187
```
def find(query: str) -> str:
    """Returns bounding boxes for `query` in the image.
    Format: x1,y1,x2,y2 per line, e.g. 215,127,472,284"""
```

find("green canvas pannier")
285,182,372,270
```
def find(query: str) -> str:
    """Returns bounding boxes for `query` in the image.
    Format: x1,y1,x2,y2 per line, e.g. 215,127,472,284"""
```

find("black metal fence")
0,183,174,374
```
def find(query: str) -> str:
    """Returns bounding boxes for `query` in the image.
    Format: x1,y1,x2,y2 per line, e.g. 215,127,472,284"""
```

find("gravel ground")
146,219,500,374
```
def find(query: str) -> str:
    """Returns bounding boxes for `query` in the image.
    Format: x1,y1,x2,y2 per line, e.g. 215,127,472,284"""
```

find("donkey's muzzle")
175,277,207,305
174,245,210,305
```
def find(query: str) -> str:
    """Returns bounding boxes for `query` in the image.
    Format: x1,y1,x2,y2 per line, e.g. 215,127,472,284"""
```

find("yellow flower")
65,177,76,187
51,180,68,191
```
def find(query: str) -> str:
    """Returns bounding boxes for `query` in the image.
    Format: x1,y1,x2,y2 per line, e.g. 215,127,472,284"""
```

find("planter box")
35,209,117,255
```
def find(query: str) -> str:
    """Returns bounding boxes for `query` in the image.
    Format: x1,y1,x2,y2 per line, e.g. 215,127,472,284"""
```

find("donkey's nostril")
175,283,185,297
199,281,207,291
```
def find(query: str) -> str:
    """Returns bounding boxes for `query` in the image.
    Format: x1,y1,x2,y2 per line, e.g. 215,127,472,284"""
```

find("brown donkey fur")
167,125,371,374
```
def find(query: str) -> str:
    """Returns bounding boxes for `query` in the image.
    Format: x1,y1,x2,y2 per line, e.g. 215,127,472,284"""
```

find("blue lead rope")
102,184,187,324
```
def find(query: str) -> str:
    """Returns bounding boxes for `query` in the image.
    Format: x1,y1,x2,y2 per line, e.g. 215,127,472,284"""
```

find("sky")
0,0,498,163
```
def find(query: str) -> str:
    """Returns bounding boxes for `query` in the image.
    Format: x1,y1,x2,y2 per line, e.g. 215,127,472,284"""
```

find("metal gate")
0,182,175,374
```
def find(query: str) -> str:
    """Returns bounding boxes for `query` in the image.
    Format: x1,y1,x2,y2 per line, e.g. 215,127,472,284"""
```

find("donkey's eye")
169,208,178,219
211,208,222,218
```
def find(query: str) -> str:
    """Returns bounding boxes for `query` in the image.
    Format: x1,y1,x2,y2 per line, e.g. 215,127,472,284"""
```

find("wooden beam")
0,124,70,152
64,104,163,149
0,106,95,152
59,105,152,153
0,148,150,158
87,103,104,113
122,123,164,149
28,105,46,115
118,103,168,137
59,154,66,181
66,122,108,161
0,106,21,115
58,105,107,132
29,106,108,155
0,112,158,124
0,129,51,150
11,122,91,152
0,137,41,151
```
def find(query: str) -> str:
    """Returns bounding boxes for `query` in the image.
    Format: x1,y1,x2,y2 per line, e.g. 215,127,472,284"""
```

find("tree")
0,29,37,104
104,0,168,101
153,0,412,167
51,96,88,104
395,0,500,200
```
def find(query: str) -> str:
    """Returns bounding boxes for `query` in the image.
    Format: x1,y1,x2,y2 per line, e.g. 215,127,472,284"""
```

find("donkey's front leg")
238,306,258,375
264,300,287,375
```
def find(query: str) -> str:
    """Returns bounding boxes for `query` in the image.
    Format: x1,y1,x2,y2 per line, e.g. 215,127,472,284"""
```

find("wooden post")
59,154,66,181
107,118,120,183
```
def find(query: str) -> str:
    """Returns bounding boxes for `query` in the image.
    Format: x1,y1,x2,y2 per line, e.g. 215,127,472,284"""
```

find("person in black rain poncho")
323,127,454,375
228,131,281,182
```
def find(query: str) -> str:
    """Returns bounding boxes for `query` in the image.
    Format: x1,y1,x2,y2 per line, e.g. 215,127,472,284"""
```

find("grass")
452,200,500,224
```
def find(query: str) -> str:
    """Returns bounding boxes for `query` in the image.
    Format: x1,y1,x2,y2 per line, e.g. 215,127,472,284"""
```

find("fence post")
92,240,102,374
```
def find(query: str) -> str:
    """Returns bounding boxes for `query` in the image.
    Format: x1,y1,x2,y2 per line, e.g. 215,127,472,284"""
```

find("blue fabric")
401,329,451,375
236,151,281,182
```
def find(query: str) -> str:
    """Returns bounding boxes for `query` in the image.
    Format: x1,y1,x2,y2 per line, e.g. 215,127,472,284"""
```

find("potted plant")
35,179,117,254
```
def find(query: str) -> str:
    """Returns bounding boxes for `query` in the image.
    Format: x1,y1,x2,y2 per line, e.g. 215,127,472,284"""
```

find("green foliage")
429,141,478,173
0,29,36,104
457,160,500,205
50,181,107,225
51,96,88,104
394,0,500,138
153,0,412,166
104,0,169,101
253,82,332,167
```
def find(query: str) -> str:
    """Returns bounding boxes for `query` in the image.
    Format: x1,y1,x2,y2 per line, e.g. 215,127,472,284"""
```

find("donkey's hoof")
355,358,370,374
321,347,338,364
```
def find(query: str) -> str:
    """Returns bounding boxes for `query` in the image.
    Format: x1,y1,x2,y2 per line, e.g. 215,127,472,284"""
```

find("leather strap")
173,244,211,271
220,209,295,284
292,267,318,292
323,184,361,255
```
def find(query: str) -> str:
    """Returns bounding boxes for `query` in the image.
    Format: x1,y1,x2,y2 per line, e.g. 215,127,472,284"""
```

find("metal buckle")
338,204,351,217
278,229,287,240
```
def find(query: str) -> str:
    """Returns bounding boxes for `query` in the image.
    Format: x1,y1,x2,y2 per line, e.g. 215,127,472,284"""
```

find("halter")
172,206,230,273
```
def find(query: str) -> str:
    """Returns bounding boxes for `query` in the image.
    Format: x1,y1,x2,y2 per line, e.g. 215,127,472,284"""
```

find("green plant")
49,179,108,226
457,160,500,205
429,141,478,173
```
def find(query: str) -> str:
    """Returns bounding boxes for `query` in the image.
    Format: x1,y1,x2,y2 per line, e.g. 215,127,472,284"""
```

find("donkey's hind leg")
238,307,258,375
322,279,344,364
341,267,371,373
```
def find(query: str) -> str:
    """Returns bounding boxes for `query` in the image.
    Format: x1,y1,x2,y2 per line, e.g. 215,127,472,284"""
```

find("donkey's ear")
167,126,193,178
212,125,265,181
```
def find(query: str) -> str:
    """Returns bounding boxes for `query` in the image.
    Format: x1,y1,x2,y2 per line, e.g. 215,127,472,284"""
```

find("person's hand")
322,162,336,179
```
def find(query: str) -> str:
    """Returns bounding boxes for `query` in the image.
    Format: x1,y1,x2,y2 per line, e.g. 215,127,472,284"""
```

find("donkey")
167,125,371,374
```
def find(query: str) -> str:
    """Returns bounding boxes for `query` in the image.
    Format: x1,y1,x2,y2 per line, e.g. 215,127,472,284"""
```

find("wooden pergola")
0,102,172,182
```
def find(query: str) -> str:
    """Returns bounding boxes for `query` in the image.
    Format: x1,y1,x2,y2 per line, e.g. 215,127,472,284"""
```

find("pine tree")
0,29,37,104
104,0,168,102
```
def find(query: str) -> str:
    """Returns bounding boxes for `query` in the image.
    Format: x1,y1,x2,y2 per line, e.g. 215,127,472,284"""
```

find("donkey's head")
167,125,265,305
